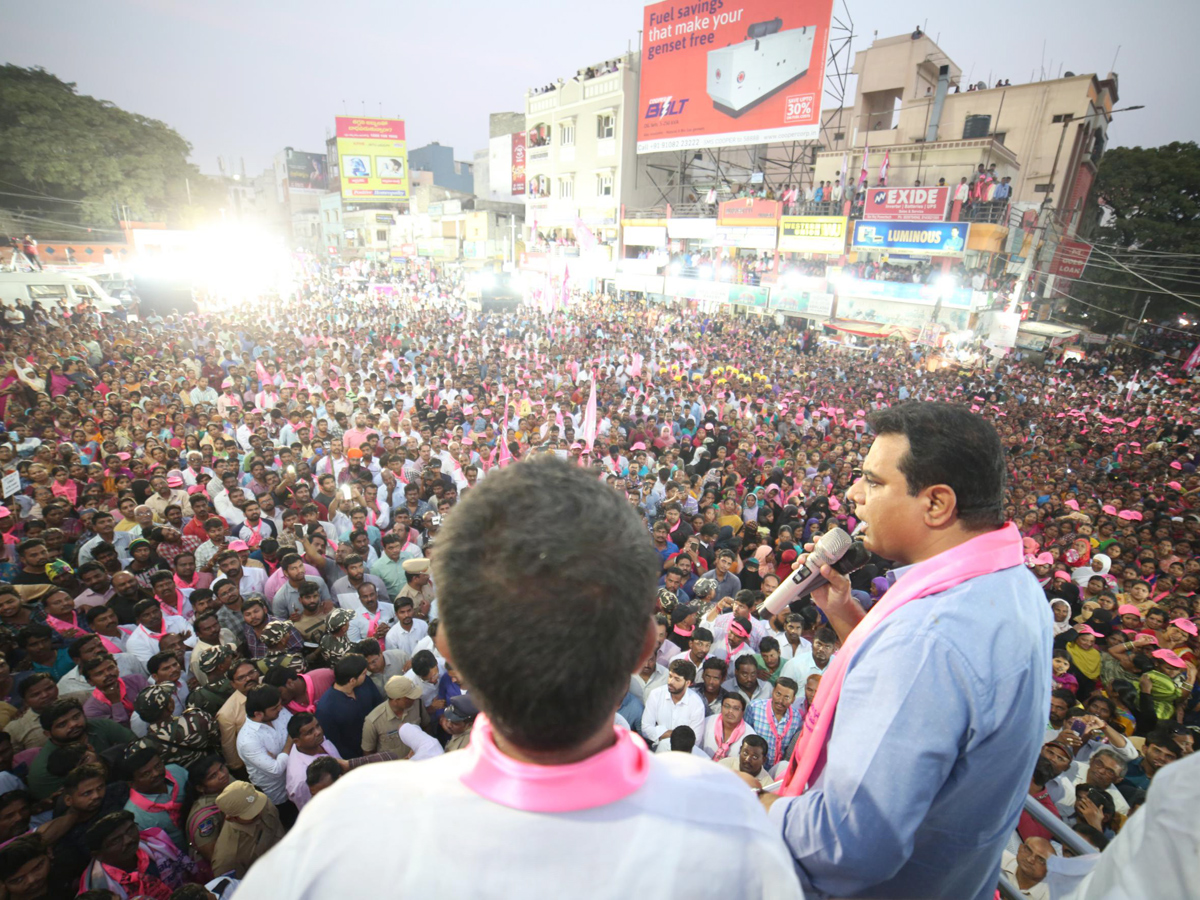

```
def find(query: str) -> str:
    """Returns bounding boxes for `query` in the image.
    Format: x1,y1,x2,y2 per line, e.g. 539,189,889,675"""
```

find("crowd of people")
0,256,1192,898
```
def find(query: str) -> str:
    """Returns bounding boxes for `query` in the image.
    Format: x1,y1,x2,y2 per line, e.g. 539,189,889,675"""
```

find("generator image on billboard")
707,18,817,117
637,0,834,153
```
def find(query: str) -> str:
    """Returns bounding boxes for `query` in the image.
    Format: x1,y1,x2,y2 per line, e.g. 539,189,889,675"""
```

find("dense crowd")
0,257,1193,898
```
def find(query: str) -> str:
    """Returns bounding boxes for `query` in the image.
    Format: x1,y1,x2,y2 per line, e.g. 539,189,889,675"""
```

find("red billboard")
718,198,781,225
864,186,950,221
511,132,526,196
1049,239,1092,280
636,0,835,154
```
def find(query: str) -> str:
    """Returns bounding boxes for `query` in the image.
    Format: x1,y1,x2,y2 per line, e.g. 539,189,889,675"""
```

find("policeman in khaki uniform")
212,779,286,878
442,694,478,753
360,675,429,755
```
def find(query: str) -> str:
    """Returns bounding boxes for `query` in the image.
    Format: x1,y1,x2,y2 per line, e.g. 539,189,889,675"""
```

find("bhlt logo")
645,96,690,118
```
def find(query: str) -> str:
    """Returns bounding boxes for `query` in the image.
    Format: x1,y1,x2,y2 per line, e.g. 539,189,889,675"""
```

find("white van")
0,271,121,314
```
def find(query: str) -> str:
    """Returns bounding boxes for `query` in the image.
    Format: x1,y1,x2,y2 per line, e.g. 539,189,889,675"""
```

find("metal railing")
997,794,1097,899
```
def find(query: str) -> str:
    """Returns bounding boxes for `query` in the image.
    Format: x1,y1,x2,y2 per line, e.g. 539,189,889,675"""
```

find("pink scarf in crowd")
780,522,1025,795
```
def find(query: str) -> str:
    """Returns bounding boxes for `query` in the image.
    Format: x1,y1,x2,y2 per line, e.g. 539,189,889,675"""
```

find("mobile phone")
1070,720,1087,736
293,524,305,538
341,485,351,499
287,465,296,475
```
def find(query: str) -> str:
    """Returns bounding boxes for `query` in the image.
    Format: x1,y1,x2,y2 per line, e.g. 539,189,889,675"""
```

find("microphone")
758,528,870,615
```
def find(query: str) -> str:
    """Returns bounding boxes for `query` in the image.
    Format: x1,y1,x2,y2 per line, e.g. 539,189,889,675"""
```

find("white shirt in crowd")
698,714,757,761
236,710,294,805
640,684,705,743
125,615,192,664
384,619,429,657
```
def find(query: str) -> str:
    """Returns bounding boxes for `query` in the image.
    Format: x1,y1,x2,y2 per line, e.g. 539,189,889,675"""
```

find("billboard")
771,289,833,317
512,132,526,196
1049,239,1092,279
851,220,970,257
335,117,410,200
636,0,835,154
778,215,846,253
837,276,975,309
864,186,950,221
285,150,328,192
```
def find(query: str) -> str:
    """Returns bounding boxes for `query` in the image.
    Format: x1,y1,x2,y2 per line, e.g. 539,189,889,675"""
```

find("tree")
0,65,224,231
1066,142,1200,331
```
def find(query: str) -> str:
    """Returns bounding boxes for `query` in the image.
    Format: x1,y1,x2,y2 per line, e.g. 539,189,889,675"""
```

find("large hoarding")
864,186,950,221
335,117,410,200
851,220,970,257
636,0,834,154
1048,239,1092,279
286,150,328,193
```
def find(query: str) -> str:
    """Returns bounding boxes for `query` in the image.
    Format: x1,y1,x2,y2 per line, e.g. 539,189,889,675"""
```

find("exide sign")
864,186,950,222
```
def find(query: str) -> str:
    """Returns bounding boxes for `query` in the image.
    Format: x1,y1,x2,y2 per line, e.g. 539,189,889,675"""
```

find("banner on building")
837,276,975,309
727,284,770,308
718,198,781,225
335,117,410,200
636,0,835,154
778,215,847,253
511,132,527,196
851,220,970,256
285,150,328,193
864,186,950,221
1048,239,1092,279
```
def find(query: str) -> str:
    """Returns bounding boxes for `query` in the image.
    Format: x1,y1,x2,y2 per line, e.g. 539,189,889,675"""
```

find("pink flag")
561,265,570,311
1186,342,1200,373
879,150,890,185
1126,371,1140,403
256,359,271,385
857,140,869,187
582,373,598,451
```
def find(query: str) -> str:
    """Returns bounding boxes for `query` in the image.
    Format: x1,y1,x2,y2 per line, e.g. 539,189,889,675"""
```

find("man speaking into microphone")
761,402,1051,900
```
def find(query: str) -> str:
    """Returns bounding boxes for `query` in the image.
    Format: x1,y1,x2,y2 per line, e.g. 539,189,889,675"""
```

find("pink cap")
166,472,184,487
1053,570,1071,581
1171,617,1199,636
1076,624,1102,637
186,485,206,495
228,540,249,552
0,507,10,518
1152,648,1187,667
1167,481,1183,491
1117,604,1142,617
630,442,646,451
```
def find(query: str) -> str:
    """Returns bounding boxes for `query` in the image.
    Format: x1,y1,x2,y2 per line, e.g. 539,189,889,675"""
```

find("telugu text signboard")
863,186,950,221
335,117,410,200
636,0,835,154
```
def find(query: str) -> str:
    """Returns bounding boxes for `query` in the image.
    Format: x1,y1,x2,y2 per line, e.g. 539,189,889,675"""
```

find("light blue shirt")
771,561,1052,900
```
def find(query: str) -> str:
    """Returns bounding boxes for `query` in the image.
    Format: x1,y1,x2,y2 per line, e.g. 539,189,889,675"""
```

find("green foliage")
1070,142,1200,329
0,65,223,229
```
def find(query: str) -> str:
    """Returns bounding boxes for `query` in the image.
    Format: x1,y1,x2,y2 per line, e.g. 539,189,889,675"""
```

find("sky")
6,0,1199,176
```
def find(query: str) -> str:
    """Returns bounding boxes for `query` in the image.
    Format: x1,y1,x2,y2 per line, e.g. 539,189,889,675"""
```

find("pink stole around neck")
780,522,1025,795
460,713,650,813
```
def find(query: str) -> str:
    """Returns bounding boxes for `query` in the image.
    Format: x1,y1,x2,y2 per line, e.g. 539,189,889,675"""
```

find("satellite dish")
975,81,987,90
1064,70,1076,77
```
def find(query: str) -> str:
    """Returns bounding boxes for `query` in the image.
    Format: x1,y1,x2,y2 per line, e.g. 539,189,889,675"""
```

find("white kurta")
699,714,757,761
238,746,804,898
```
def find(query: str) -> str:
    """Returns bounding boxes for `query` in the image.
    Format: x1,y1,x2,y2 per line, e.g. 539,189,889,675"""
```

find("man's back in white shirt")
238,744,803,897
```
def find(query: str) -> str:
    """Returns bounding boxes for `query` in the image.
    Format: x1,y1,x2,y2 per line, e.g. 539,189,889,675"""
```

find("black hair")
719,689,747,710
742,734,769,754
352,639,382,657
866,402,1006,529
433,458,659,751
39,698,82,732
244,685,282,718
333,654,369,685
668,658,697,682
701,657,728,675
669,726,696,753
287,712,317,739
776,676,799,695
758,636,780,654
814,625,839,645
17,673,54,699
691,627,713,644
306,755,341,788
262,666,300,689
0,834,46,882
146,651,177,675
85,810,136,854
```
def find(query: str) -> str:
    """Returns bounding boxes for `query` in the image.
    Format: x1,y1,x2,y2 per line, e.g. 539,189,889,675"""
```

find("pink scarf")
460,713,649,812
781,523,1025,795
711,716,747,761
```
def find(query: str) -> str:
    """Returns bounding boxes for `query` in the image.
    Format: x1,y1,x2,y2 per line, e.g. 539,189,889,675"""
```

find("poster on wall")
636,0,835,153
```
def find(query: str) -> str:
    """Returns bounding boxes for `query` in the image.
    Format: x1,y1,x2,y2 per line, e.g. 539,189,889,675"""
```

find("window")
375,229,388,242
597,113,615,139
558,178,574,200
1051,114,1073,123
993,132,1007,145
1034,183,1053,193
560,122,575,145
834,132,846,141
28,284,70,299
596,173,613,197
